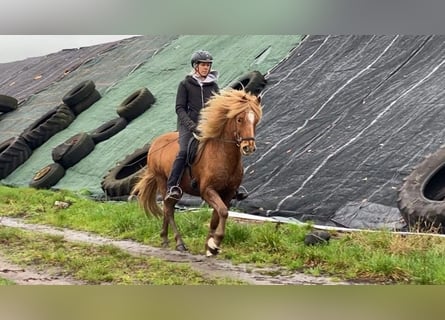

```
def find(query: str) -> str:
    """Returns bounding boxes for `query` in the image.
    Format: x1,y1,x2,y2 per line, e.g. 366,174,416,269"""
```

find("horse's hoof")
161,241,169,248
207,237,220,256
207,237,218,250
176,244,188,252
206,250,214,257
206,247,220,257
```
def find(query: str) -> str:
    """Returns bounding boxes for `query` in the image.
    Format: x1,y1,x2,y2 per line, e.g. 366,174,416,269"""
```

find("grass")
0,278,15,285
0,226,243,285
1,185,445,284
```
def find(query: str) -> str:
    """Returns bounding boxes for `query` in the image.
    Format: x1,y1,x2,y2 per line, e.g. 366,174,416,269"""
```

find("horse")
131,89,263,256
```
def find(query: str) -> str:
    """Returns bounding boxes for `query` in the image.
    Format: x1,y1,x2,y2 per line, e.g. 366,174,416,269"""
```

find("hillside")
2,35,444,231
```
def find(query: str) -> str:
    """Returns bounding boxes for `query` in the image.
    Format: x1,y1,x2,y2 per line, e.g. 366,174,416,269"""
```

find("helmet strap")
194,63,211,79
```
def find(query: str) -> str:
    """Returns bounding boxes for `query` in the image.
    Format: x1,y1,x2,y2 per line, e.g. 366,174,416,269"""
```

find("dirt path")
0,254,84,285
0,217,353,285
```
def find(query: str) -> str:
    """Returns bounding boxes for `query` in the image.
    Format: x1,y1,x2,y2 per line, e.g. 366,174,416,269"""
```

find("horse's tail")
131,168,163,218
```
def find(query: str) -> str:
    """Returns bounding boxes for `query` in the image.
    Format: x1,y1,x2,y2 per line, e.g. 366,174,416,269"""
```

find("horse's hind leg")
160,211,169,248
157,179,171,248
163,200,188,252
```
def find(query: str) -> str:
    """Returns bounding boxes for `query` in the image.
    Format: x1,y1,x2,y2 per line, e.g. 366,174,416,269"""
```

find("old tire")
21,104,76,150
116,88,155,122
51,132,95,169
62,80,96,107
397,146,445,232
101,144,150,198
0,94,18,113
0,136,32,179
227,71,267,96
29,163,65,189
90,117,128,144
70,89,101,115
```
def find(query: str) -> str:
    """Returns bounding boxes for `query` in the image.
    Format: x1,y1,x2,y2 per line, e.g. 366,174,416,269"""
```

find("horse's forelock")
198,89,262,139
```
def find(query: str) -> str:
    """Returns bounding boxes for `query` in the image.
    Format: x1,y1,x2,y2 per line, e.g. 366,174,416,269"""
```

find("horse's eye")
237,117,242,123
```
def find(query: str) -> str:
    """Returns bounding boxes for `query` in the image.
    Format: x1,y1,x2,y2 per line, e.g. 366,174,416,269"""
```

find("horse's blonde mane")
197,89,262,141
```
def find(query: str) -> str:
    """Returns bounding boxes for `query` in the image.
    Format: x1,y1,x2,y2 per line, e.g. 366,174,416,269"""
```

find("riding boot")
165,155,186,200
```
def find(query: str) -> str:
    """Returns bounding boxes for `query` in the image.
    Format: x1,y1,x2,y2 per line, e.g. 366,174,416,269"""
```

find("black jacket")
175,72,219,132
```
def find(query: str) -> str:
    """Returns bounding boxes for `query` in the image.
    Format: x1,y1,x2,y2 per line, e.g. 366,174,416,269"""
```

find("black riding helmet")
191,50,213,68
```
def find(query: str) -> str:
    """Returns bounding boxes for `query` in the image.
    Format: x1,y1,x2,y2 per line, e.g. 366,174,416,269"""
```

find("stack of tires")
89,87,155,144
101,144,151,200
30,131,96,189
0,94,32,180
61,80,101,116
20,104,76,151
1,94,77,181
100,87,155,199
397,146,445,233
29,80,101,188
227,70,267,96
0,136,32,180
0,94,18,114
30,86,155,194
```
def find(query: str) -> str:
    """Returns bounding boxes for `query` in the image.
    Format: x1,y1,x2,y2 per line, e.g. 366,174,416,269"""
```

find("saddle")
185,136,200,190
186,135,199,167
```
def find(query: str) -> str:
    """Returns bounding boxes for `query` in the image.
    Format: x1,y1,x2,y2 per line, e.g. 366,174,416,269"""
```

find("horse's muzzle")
240,140,256,155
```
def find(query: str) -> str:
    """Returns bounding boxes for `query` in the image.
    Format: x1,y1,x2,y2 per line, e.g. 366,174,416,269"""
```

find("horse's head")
233,108,259,155
198,89,263,155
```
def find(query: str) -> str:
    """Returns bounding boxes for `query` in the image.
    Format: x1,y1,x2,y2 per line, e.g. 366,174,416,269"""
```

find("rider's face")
196,62,211,77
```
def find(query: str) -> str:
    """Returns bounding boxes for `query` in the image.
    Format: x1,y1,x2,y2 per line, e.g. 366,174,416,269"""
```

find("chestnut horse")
131,89,262,256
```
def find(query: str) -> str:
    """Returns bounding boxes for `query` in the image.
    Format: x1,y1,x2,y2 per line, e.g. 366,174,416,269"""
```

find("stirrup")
165,186,183,201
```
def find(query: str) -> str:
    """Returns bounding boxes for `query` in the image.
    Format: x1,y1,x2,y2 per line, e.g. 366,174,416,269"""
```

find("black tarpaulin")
239,35,445,228
3,34,445,231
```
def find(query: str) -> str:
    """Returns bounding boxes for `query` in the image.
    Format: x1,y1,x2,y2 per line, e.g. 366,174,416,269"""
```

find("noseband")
216,110,256,146
234,132,255,147
233,110,255,147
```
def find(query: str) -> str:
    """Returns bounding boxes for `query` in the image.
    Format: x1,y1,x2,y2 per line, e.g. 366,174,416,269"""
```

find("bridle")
234,132,255,147
192,109,257,168
231,110,256,147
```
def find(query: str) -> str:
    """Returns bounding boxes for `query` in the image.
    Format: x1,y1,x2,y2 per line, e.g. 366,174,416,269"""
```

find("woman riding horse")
132,88,262,256
165,50,248,201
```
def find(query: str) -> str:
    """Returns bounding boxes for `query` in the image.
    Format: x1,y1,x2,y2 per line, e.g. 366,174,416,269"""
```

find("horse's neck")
199,138,242,165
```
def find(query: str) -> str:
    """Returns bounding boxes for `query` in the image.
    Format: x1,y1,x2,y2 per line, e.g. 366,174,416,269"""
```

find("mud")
0,254,84,285
0,217,353,285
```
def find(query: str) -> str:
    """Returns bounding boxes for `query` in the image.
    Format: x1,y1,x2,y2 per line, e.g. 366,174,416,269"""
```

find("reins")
231,112,256,147
138,104,257,161
219,134,255,147
234,134,255,147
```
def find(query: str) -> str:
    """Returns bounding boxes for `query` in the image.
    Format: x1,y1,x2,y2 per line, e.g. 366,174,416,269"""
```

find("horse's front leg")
205,208,219,254
162,199,188,252
202,189,230,257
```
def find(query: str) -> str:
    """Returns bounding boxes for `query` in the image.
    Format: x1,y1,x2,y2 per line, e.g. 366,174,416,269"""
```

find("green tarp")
1,35,302,196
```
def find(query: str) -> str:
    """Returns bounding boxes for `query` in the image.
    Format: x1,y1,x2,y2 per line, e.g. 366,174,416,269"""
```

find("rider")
165,50,249,201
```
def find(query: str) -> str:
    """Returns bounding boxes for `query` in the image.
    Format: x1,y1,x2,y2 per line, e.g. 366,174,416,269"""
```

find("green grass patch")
0,278,15,285
2,185,445,284
0,226,243,285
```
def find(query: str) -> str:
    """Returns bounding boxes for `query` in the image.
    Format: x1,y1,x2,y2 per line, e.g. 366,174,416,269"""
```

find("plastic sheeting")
0,36,177,141
4,34,444,230
1,35,301,199
239,35,445,228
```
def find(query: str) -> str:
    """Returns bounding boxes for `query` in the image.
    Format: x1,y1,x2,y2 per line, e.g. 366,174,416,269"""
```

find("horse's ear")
256,94,262,104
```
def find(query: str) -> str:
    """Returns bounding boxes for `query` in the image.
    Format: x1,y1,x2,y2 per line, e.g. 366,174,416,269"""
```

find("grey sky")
0,35,139,63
